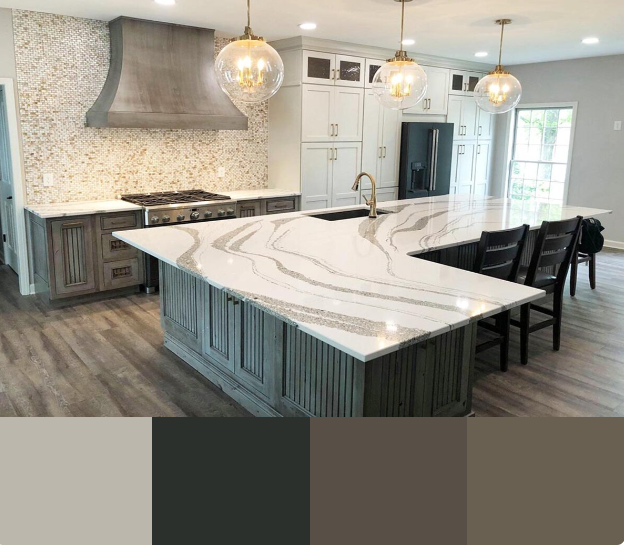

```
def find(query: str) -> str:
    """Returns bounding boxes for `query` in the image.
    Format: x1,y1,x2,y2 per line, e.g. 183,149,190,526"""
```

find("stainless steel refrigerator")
398,122,454,199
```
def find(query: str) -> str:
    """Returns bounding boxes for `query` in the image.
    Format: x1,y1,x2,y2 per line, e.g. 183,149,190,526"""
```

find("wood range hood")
86,17,248,130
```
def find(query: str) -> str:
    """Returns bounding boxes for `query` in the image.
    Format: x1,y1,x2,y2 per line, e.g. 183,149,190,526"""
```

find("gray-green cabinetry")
160,261,475,418
28,210,144,300
238,196,300,218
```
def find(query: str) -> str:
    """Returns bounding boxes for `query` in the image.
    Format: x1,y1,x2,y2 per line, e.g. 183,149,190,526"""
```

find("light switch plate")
43,173,54,187
614,121,622,131
217,167,225,178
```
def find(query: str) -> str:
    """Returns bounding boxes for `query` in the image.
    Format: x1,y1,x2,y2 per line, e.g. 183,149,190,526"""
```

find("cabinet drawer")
100,213,137,231
102,258,141,290
101,233,138,261
265,198,296,214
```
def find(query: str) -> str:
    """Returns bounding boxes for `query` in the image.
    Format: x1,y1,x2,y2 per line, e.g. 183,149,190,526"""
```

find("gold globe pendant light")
215,0,284,103
474,19,522,114
372,0,427,110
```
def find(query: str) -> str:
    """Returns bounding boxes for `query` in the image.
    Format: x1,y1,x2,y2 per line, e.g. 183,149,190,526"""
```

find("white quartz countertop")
112,194,612,362
26,200,142,219
24,189,299,219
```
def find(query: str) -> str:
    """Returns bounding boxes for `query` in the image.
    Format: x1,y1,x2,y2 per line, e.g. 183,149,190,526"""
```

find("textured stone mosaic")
12,10,269,204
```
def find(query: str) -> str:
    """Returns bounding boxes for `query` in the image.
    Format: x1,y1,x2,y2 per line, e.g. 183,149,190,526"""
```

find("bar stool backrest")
473,224,530,281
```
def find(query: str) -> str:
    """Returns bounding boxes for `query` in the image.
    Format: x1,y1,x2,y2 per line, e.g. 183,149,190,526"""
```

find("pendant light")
372,0,427,110
215,0,284,103
474,19,522,114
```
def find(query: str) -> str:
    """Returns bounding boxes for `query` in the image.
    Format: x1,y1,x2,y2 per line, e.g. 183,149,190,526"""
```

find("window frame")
504,102,578,204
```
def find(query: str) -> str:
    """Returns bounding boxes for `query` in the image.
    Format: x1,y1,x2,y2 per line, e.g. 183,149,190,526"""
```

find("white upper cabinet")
405,65,449,115
449,70,483,96
302,51,364,87
361,90,400,190
364,58,384,89
302,51,336,85
335,55,366,87
477,108,493,140
333,87,365,141
302,85,334,141
447,95,479,140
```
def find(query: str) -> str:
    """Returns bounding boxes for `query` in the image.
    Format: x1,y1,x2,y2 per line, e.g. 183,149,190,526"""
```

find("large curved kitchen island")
114,195,608,417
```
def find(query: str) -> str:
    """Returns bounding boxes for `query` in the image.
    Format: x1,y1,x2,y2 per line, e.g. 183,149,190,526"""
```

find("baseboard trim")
163,334,281,418
604,240,624,250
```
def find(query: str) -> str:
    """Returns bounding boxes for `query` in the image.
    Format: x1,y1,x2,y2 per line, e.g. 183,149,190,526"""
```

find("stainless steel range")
120,190,239,292
121,189,237,226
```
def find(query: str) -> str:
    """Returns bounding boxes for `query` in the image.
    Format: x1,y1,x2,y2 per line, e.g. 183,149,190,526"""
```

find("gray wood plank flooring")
0,266,250,417
1,249,622,417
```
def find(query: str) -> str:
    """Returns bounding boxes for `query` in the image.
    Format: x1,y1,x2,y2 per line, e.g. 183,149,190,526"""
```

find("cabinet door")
363,186,398,204
333,87,364,142
462,97,479,139
474,142,491,197
364,58,384,89
361,90,382,182
378,107,401,188
456,143,477,195
335,55,365,87
50,216,97,296
332,142,362,208
238,200,262,218
302,50,335,85
449,70,468,95
301,143,334,210
204,284,236,372
408,66,449,115
447,96,464,139
477,108,493,140
302,84,334,142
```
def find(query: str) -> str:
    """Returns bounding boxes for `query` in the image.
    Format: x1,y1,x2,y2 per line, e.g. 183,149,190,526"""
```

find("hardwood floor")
473,248,624,417
1,249,622,417
0,266,250,417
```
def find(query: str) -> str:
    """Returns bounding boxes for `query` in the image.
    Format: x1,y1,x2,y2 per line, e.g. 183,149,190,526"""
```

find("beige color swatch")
468,418,624,545
0,418,151,545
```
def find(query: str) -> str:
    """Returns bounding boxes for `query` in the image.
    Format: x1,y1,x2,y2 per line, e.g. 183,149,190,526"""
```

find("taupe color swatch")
468,418,624,545
0,418,151,545
310,418,468,545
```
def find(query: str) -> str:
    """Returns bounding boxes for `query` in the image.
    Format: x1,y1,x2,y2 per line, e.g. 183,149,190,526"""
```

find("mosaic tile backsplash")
12,10,269,204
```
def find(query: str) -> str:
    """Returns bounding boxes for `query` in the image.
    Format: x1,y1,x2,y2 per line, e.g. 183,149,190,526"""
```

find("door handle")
329,148,334,161
432,129,439,191
331,68,336,81
335,124,339,137
334,148,338,161
6,196,12,200
330,123,335,137
478,126,482,136
379,146,382,159
477,145,481,154
383,146,387,158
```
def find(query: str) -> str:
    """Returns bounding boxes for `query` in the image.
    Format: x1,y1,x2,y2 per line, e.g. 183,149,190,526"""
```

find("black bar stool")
472,224,530,372
570,249,596,296
512,216,583,365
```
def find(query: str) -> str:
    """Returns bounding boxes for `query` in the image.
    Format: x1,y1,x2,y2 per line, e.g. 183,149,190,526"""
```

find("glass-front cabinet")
364,58,384,89
449,70,482,96
303,51,365,87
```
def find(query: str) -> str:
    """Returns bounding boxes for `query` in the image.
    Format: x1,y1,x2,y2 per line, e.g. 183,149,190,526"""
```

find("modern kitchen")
0,0,621,417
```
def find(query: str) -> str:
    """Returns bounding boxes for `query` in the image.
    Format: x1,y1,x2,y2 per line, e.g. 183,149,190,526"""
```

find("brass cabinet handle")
329,148,334,161
335,124,339,137
379,146,383,159
383,146,387,158
478,145,481,154
331,68,336,81
334,147,338,161
330,123,335,137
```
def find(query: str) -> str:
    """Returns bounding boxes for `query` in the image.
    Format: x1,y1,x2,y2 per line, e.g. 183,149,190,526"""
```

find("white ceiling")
1,0,623,65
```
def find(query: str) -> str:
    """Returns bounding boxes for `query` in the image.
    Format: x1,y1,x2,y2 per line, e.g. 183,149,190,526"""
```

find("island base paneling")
159,262,477,418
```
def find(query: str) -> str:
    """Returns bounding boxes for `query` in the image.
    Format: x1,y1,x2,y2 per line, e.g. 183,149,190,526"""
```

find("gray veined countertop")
114,195,611,362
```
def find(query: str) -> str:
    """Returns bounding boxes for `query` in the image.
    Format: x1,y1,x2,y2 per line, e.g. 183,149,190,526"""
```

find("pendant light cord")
400,0,405,47
498,20,506,66
247,0,251,28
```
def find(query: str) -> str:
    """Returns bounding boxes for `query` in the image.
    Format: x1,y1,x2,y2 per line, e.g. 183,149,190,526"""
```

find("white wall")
491,54,624,244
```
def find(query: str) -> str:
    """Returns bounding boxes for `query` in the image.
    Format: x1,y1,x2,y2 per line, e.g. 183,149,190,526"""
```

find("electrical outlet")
614,121,622,131
217,167,225,178
43,173,54,187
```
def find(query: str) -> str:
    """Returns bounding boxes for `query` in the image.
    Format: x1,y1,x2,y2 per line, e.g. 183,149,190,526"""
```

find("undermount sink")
307,208,392,221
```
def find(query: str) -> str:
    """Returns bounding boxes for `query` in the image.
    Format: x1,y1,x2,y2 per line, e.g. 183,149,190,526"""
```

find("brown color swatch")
311,418,468,545
468,418,624,545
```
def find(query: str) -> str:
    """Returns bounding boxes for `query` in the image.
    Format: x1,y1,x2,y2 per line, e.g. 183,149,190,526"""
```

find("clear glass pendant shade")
474,69,522,114
215,39,284,103
372,59,427,110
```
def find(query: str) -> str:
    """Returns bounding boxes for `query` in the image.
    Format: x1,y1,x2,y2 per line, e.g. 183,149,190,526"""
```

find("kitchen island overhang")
114,195,609,417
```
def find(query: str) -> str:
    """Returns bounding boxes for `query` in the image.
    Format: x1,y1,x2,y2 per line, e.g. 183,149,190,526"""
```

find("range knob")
190,211,200,220
226,208,235,216
151,216,159,224
217,209,226,217
177,214,185,221
204,211,213,218
162,215,170,223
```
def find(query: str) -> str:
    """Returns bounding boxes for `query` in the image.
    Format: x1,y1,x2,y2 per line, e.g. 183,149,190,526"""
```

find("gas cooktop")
121,190,231,207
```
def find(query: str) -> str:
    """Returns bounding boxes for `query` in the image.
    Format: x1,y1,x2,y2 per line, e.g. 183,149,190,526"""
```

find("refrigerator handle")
428,129,436,191
432,129,439,192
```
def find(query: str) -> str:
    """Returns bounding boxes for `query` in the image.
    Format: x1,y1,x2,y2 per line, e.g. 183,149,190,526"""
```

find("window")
508,106,574,203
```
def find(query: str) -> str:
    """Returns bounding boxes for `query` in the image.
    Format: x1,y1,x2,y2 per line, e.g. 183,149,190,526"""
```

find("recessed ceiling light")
402,38,415,46
155,0,176,5
299,22,317,30
474,51,488,58
582,37,599,44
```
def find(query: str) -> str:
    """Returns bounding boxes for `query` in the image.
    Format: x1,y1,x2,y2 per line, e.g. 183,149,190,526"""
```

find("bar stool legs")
520,304,530,366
